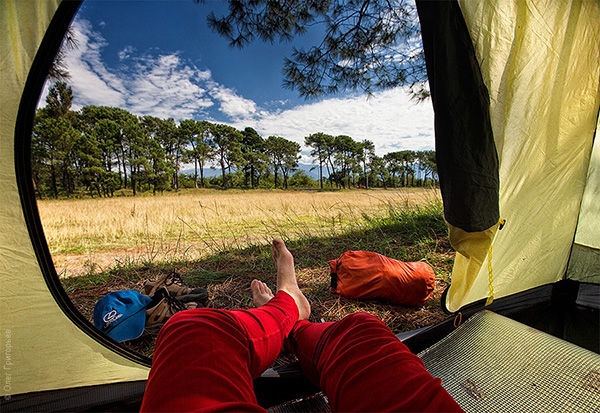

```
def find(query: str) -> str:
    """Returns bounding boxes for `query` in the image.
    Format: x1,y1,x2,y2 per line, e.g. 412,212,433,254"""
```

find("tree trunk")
319,160,323,190
121,148,128,189
200,160,205,188
116,156,123,188
220,157,227,188
50,161,58,199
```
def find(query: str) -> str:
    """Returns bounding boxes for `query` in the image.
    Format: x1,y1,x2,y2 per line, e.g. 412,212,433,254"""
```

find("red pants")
141,292,462,412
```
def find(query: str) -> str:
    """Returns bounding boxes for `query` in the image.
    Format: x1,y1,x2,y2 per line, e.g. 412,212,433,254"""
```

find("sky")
43,0,435,162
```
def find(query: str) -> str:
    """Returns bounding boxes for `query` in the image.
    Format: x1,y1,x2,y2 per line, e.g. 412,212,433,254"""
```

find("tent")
1,0,598,411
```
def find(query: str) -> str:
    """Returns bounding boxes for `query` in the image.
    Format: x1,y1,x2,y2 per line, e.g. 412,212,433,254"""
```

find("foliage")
204,0,427,98
33,82,438,199
265,135,301,189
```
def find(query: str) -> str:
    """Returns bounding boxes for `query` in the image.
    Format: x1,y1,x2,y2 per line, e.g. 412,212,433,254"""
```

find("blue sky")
45,0,435,161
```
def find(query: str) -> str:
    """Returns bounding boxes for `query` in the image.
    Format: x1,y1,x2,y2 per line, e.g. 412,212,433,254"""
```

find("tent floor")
419,310,600,412
257,280,599,410
2,281,597,412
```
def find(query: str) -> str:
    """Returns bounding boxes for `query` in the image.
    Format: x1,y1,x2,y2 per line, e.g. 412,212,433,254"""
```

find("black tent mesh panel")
419,311,600,412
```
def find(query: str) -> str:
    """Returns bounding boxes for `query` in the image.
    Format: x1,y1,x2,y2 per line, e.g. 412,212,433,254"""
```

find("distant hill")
181,163,324,179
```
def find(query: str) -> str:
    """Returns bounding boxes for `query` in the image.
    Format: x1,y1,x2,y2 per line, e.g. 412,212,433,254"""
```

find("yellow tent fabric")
572,113,600,251
446,0,600,312
568,114,600,283
0,0,148,397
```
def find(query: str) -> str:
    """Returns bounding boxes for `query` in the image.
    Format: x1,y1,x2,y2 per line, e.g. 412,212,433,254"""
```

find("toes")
251,279,263,294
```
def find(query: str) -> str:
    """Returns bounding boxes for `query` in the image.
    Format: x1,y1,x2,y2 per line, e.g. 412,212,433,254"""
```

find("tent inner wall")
445,0,600,312
567,114,600,284
0,0,148,398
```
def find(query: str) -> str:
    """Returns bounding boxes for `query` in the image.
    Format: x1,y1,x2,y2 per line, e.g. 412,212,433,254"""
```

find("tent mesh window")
419,311,600,412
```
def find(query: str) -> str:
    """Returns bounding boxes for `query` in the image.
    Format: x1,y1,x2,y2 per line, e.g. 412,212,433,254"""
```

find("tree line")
32,82,437,199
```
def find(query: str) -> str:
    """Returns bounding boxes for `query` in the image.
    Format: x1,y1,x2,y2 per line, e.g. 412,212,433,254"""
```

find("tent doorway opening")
31,0,450,363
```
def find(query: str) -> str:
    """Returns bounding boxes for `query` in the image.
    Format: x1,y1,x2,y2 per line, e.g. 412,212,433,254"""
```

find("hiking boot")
176,289,209,305
145,287,199,332
144,271,208,303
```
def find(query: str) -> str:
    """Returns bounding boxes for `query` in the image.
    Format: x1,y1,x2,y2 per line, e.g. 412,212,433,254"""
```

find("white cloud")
118,45,136,60
209,85,258,120
125,54,213,119
47,17,433,154
60,18,213,120
64,19,127,109
230,88,434,154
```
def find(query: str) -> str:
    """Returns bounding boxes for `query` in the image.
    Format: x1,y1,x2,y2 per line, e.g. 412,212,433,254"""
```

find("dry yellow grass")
38,188,440,276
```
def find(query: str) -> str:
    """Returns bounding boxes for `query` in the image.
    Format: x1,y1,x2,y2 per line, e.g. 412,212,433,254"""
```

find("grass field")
38,188,455,357
39,188,442,275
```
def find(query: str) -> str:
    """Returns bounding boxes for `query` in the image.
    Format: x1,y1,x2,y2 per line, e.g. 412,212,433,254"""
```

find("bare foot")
271,238,311,320
251,279,274,307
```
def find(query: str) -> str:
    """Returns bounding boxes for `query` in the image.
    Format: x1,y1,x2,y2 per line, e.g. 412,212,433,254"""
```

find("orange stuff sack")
329,251,435,307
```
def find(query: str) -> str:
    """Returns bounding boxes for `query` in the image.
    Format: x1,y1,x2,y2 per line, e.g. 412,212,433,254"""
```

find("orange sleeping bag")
329,251,436,307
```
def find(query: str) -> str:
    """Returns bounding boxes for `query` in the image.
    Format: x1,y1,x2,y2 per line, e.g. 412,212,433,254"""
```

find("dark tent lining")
416,0,499,232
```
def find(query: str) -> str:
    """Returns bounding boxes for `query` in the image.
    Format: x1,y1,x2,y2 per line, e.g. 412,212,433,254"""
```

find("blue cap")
93,290,152,342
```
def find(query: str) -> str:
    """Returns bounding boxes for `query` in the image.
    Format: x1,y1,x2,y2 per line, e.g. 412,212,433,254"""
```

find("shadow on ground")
62,211,455,358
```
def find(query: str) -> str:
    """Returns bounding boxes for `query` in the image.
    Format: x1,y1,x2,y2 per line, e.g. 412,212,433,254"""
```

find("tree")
265,136,301,189
32,116,78,198
122,116,147,195
205,0,426,98
209,123,243,188
333,135,360,188
45,81,73,118
32,82,78,198
241,127,268,188
180,120,213,188
76,106,140,193
280,141,301,189
141,116,172,194
153,118,182,190
359,140,375,188
305,132,331,189
48,28,77,82
401,150,417,186
383,151,401,187
371,155,389,188
417,150,437,186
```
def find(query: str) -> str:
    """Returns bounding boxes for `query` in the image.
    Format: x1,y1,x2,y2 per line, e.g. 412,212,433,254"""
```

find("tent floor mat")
418,310,600,412
267,392,330,413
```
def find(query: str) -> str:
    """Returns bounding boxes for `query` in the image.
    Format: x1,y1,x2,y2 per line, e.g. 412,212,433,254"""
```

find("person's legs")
140,292,296,412
140,239,310,412
289,313,463,412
